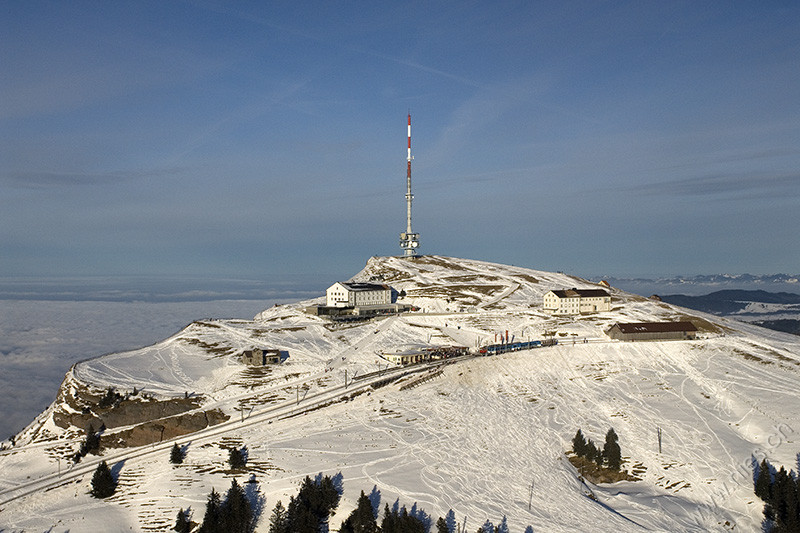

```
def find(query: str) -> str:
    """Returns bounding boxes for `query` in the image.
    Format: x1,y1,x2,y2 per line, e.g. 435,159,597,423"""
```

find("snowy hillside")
1,255,799,532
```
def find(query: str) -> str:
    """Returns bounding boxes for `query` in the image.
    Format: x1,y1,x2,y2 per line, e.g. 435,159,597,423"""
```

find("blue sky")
2,1,799,286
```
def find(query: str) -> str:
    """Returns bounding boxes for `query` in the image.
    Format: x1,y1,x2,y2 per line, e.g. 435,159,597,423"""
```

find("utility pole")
528,479,534,510
657,426,662,454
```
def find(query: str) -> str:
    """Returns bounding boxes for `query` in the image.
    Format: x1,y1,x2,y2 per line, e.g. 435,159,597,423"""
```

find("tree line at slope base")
754,457,800,532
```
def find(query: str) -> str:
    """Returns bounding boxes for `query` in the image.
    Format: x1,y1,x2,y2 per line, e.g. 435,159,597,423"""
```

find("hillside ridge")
2,255,799,532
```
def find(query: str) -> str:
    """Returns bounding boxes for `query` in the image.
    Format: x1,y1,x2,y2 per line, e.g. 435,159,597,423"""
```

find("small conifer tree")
585,439,598,464
229,446,247,470
221,478,252,533
82,423,101,456
170,443,185,465
198,488,223,533
268,500,288,533
572,429,587,456
603,428,622,471
341,490,378,533
174,508,191,533
755,459,772,500
90,460,117,498
594,450,604,467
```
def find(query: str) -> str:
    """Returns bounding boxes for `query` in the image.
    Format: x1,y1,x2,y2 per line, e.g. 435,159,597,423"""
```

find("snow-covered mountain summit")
2,256,799,532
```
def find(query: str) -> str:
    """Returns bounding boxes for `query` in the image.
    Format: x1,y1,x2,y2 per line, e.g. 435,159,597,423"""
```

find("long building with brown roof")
606,321,698,341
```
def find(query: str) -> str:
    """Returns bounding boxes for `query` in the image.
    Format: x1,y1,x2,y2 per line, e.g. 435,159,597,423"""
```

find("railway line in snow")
0,355,459,510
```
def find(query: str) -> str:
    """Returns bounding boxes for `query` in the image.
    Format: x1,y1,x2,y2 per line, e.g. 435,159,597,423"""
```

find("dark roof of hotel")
550,288,609,298
339,282,390,291
610,321,697,333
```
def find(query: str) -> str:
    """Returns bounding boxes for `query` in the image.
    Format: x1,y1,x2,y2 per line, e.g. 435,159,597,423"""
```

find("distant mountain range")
659,289,800,336
598,273,800,297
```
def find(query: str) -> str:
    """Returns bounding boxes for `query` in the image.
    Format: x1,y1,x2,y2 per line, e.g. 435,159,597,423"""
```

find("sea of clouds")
0,298,285,440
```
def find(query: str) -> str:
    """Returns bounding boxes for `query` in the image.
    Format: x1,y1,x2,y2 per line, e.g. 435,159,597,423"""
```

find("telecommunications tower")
399,113,420,256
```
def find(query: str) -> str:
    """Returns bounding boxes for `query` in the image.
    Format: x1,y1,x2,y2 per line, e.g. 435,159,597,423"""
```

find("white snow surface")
1,255,800,532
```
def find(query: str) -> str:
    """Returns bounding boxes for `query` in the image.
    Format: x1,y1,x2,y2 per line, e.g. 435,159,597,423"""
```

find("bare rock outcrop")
103,408,229,448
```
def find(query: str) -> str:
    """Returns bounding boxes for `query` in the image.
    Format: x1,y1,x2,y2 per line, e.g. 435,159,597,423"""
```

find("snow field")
2,256,800,531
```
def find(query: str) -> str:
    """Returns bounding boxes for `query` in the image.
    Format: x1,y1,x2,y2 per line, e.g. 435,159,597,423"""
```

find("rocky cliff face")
24,368,229,448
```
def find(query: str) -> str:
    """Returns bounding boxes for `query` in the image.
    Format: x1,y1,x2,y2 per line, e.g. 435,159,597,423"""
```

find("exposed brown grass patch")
568,454,640,483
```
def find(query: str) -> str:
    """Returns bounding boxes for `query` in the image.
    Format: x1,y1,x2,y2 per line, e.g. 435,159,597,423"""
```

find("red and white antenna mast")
399,113,420,256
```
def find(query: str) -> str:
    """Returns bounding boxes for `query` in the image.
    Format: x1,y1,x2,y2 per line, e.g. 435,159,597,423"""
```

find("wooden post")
528,479,534,510
658,427,662,454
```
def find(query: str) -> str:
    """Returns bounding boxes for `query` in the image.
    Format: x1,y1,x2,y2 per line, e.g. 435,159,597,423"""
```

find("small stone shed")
242,348,282,365
606,321,698,341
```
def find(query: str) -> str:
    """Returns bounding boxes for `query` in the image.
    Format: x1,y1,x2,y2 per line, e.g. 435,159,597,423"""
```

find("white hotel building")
326,282,392,308
543,288,611,315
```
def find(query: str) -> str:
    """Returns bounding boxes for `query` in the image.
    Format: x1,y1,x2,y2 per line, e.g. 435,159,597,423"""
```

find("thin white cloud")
2,167,188,190
634,172,800,198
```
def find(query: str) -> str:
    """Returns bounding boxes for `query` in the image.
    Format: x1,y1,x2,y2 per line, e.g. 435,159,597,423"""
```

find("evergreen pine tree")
285,475,341,533
409,502,431,531
268,500,288,533
524,526,534,533
170,443,185,465
286,493,317,533
174,508,191,533
772,467,792,529
318,474,341,517
229,447,247,470
198,488,223,533
90,460,116,498
603,428,621,471
585,439,597,464
572,429,587,457
381,504,397,533
221,478,252,533
755,459,772,501
783,474,800,533
83,423,101,456
380,503,424,533
481,519,494,533
342,490,377,533
398,506,425,533
436,516,449,533
594,450,604,467
341,518,355,533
